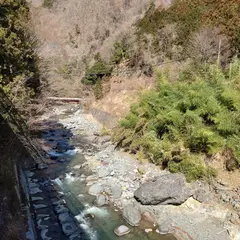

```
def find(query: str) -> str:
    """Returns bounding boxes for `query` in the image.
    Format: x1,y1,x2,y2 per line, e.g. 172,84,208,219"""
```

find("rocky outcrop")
123,204,141,226
134,173,192,205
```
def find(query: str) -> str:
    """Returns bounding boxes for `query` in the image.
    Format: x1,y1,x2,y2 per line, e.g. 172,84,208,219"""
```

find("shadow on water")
32,115,177,240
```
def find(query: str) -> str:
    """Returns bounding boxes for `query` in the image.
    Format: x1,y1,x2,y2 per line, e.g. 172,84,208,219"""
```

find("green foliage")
0,0,39,111
136,0,240,56
111,39,129,64
93,80,103,99
43,0,55,8
81,55,112,85
113,60,240,181
168,157,217,182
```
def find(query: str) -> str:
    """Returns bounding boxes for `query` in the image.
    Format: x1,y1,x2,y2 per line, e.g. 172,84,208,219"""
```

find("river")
25,105,177,240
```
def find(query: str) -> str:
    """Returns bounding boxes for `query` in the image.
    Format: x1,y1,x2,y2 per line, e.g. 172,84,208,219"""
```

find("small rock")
98,168,109,178
26,171,35,177
59,212,74,224
37,163,48,170
123,204,141,226
69,233,82,240
86,175,98,182
111,183,122,199
86,181,95,186
52,199,66,205
56,142,69,153
30,187,43,195
55,205,69,214
58,159,67,163
29,182,39,188
114,225,130,236
96,194,108,207
40,229,51,240
86,213,95,219
62,222,78,236
31,196,44,202
145,229,153,233
36,214,49,220
37,219,48,230
73,165,81,170
33,204,48,210
88,184,104,196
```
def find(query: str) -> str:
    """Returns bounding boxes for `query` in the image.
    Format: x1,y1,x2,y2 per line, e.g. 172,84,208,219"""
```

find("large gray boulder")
134,173,192,205
123,204,141,226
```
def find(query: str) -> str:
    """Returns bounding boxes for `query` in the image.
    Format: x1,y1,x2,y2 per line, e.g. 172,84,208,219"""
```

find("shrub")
111,39,129,64
43,0,54,8
136,0,240,58
81,55,112,85
113,60,240,180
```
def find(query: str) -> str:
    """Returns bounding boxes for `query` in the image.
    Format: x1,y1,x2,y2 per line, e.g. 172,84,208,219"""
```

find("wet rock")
96,194,108,206
52,199,66,206
98,168,109,178
37,218,53,230
56,141,70,153
58,212,74,224
50,155,58,160
36,214,50,220
55,205,69,214
29,182,39,188
33,204,48,210
88,184,104,196
134,174,192,205
58,159,67,163
26,171,35,177
31,196,44,202
37,163,48,170
40,229,51,240
114,225,130,236
30,187,43,195
62,222,78,236
123,204,141,226
69,233,82,240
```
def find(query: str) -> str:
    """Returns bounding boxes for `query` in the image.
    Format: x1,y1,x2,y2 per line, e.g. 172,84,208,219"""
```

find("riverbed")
25,104,177,240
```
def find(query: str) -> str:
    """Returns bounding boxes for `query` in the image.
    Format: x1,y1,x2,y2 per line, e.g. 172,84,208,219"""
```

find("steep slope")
30,0,171,97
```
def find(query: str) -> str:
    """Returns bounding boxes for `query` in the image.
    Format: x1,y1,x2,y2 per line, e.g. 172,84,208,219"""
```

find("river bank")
30,103,240,240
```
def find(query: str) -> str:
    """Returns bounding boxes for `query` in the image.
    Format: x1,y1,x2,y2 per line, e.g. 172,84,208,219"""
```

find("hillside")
1,0,240,239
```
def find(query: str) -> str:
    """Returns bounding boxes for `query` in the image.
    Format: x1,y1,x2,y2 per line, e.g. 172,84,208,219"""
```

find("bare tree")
189,27,232,65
